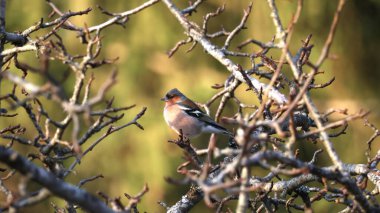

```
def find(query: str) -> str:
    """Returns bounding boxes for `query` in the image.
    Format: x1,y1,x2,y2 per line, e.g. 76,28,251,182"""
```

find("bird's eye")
166,94,173,99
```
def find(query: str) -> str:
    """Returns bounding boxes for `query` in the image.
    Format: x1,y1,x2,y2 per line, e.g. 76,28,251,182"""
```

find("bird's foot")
168,131,190,148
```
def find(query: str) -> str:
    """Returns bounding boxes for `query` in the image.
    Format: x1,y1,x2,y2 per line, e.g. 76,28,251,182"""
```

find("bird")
161,88,232,139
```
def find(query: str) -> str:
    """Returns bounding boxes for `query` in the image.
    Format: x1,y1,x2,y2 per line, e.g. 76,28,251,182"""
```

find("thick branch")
0,146,114,213
162,0,287,105
166,186,203,213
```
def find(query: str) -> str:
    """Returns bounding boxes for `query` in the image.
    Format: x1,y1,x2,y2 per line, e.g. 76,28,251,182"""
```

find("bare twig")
88,0,160,33
315,0,346,67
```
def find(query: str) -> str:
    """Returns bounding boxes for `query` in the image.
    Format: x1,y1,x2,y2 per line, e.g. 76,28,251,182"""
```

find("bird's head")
161,88,186,104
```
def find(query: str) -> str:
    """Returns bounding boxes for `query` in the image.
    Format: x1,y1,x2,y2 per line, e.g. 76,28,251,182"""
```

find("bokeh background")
1,0,379,212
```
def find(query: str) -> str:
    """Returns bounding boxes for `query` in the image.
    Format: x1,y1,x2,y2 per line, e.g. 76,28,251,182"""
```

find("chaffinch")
161,88,232,138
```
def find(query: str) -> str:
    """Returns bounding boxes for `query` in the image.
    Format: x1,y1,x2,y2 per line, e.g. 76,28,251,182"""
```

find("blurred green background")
1,0,379,212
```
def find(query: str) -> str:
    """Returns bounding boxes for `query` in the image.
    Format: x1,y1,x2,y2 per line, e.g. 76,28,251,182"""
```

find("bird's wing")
178,104,228,132
179,98,202,111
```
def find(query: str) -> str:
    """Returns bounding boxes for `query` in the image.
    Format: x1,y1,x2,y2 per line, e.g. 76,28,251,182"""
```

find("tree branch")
0,146,114,213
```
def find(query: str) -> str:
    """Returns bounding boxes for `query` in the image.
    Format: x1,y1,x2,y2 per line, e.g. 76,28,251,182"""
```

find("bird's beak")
160,96,168,101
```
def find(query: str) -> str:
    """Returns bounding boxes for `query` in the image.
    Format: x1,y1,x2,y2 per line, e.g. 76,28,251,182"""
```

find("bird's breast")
163,105,202,137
